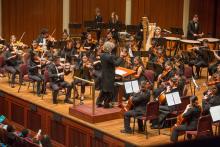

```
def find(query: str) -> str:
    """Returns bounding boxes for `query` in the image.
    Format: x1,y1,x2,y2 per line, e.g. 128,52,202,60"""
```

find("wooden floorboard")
0,67,208,146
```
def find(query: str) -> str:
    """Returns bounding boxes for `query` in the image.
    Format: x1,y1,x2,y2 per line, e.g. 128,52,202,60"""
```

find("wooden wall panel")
131,0,183,29
69,0,126,33
0,96,8,117
27,110,41,132
214,0,220,38
11,103,24,126
50,120,66,145
2,0,63,44
69,127,87,147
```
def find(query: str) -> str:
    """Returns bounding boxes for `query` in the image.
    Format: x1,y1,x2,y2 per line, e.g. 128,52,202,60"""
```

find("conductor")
96,41,123,108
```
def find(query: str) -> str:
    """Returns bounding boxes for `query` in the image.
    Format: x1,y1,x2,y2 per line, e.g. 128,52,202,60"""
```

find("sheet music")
166,93,175,106
132,80,140,93
124,81,133,94
173,92,181,104
115,69,127,76
210,106,220,122
128,47,134,57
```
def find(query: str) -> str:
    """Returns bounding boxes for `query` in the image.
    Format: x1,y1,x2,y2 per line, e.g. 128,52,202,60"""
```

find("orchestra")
0,8,220,144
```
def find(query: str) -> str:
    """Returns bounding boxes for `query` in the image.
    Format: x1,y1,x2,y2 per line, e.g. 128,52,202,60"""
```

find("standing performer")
94,8,103,41
96,41,123,108
48,56,72,104
187,14,204,40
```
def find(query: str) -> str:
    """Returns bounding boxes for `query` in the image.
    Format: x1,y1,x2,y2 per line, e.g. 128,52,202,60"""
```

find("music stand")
69,23,82,29
126,25,138,33
170,27,184,35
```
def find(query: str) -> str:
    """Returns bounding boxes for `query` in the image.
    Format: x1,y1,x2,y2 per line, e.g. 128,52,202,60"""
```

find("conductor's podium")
69,67,136,123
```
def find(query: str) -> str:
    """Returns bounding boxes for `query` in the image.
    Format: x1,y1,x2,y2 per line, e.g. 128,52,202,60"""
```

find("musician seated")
58,40,76,63
152,77,181,129
120,81,150,134
188,39,211,79
119,48,132,69
72,53,92,104
4,46,23,88
37,28,49,46
83,33,97,51
208,52,220,77
28,52,46,96
132,56,146,83
170,96,201,142
156,61,175,87
48,56,72,104
202,84,220,115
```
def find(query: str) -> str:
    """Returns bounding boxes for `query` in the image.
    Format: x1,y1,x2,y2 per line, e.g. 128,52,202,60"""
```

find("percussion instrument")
197,38,220,50
164,37,181,56
180,39,201,51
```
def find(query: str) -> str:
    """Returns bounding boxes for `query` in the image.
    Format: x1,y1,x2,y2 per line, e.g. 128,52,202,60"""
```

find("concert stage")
0,77,187,147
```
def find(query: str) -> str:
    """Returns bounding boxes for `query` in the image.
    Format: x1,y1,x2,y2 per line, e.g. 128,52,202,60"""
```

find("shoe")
80,101,84,105
120,129,132,134
104,103,113,108
64,99,73,104
11,85,15,88
151,125,159,129
97,104,103,107
194,75,199,79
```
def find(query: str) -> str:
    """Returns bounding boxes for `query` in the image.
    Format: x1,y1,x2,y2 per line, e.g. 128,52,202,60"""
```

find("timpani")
164,37,181,56
197,38,220,50
180,39,201,51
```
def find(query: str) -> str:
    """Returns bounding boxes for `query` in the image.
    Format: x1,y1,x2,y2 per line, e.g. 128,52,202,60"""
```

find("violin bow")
19,32,26,42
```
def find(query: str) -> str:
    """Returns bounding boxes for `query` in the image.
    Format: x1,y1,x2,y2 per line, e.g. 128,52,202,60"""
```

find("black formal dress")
96,52,123,107
123,90,151,132
187,20,200,40
95,15,103,41
170,105,201,142
48,63,72,104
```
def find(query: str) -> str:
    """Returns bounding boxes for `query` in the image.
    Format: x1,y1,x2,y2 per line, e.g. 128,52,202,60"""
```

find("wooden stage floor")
0,68,207,147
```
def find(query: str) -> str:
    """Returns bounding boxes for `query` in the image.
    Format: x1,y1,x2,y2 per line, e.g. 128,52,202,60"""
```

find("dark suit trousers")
170,124,195,142
5,65,21,84
96,90,113,106
29,74,45,94
124,110,144,131
51,81,72,102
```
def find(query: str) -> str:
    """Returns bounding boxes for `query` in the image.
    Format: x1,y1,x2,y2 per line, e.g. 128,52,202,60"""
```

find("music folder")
124,80,140,94
210,105,220,122
165,92,181,106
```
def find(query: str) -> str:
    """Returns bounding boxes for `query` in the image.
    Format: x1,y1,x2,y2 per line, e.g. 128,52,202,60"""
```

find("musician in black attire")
171,96,201,142
109,12,120,42
96,41,123,108
187,14,203,40
72,53,92,104
27,52,45,96
120,81,151,134
94,8,103,41
36,28,49,46
188,39,211,79
58,40,76,63
4,46,22,88
48,56,72,104
152,77,181,129
202,84,220,115
135,20,143,50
